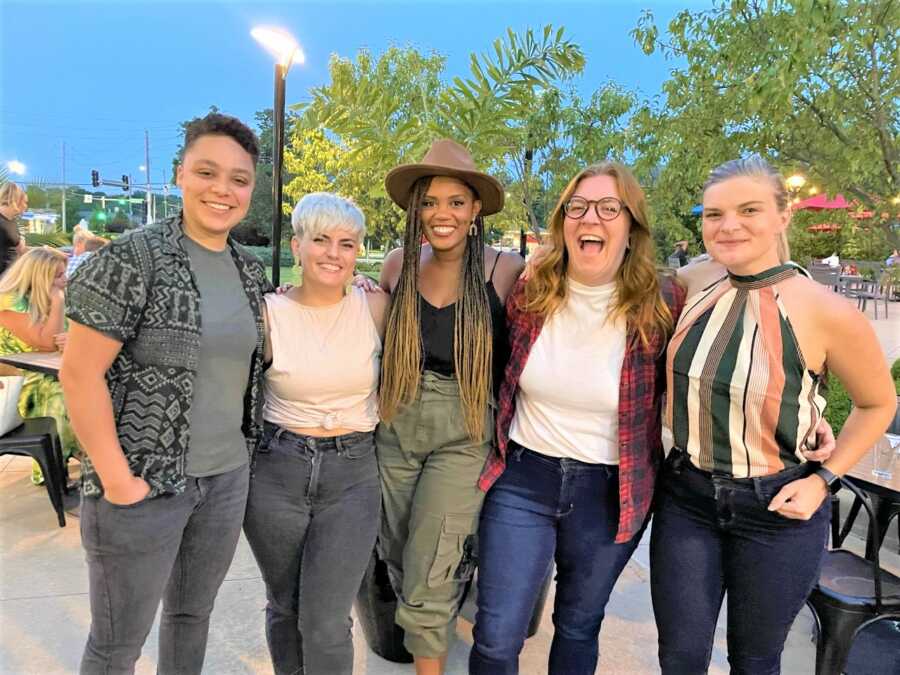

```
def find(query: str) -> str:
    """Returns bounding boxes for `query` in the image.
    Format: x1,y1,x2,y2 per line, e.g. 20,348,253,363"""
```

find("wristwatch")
814,466,842,494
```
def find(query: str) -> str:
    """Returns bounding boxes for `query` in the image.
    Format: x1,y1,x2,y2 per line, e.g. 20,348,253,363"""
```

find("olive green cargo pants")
376,370,493,658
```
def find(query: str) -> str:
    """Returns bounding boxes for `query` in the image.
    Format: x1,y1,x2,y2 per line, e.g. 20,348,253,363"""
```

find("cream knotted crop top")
263,286,381,432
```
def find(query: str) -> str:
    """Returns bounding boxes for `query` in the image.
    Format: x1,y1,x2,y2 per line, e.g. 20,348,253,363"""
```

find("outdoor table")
845,437,900,559
0,352,62,377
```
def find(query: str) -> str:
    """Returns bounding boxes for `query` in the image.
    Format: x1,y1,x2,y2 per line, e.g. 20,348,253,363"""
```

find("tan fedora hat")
385,139,505,215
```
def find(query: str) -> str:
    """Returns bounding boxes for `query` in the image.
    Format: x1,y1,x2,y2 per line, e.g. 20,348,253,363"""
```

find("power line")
21,181,180,190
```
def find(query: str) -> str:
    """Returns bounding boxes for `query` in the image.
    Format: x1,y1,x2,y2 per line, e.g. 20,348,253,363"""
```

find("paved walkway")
1,305,897,674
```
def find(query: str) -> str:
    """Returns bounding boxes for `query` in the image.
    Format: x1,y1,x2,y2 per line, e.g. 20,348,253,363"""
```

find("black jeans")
80,463,250,675
470,443,641,675
243,423,381,675
650,450,830,675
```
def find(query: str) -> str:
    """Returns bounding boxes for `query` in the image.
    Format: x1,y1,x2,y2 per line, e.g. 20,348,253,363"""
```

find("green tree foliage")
285,26,587,246
19,185,87,232
631,0,900,251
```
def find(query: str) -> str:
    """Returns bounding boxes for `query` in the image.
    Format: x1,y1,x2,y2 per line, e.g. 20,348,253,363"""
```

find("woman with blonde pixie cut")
0,247,77,484
243,192,390,675
471,161,685,675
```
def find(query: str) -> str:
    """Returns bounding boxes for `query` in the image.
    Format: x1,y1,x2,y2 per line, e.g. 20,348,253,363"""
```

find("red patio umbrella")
806,222,842,232
793,193,851,210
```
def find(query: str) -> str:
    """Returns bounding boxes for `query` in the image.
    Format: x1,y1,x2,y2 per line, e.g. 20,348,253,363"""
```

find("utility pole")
162,169,169,219
61,142,67,232
144,130,152,225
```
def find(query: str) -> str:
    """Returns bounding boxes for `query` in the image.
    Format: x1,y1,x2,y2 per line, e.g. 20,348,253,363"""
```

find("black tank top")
420,252,508,398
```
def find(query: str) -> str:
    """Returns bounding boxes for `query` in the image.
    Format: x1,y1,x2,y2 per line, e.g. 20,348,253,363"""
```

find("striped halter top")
665,264,825,478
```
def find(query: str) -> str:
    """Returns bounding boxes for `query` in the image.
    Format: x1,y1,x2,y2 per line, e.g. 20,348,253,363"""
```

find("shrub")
242,245,294,267
24,232,72,248
825,358,900,433
355,261,383,281
823,378,853,434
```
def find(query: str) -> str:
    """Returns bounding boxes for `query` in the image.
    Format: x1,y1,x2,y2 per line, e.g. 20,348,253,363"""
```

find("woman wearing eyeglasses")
469,162,686,675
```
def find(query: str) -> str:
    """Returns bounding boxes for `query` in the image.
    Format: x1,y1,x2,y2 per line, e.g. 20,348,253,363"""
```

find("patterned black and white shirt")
66,215,272,498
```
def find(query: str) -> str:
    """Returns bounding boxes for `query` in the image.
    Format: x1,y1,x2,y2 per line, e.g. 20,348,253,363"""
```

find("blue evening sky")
1,0,709,192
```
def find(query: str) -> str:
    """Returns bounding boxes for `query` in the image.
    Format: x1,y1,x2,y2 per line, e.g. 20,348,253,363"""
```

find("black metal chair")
0,417,68,527
834,399,900,555
810,265,841,291
843,279,890,319
807,478,900,675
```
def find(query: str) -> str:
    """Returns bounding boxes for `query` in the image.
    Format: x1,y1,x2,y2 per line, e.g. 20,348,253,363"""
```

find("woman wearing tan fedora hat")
376,138,523,674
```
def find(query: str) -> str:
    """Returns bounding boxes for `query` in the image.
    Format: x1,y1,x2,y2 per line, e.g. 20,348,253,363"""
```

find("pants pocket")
426,513,478,588
342,434,376,460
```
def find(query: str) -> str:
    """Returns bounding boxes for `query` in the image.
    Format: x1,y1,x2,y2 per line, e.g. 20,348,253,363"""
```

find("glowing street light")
6,160,25,175
251,27,305,68
786,174,806,191
252,25,304,286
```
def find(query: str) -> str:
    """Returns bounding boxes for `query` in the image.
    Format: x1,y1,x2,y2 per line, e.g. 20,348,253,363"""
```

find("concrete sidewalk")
2,458,898,674
1,306,898,674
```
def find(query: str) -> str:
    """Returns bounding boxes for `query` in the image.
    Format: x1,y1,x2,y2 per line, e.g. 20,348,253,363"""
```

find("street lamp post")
251,26,304,287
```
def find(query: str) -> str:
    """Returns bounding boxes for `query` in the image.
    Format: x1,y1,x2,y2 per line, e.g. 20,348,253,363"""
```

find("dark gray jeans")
243,423,381,675
79,462,250,675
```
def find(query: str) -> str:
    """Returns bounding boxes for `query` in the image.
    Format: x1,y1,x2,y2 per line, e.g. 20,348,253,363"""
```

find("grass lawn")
265,264,380,287
265,266,300,286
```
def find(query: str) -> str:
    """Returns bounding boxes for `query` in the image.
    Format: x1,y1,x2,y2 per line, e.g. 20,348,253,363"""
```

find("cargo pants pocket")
426,513,479,588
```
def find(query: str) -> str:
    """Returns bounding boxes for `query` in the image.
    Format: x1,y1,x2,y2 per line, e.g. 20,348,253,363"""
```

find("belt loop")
274,428,285,442
752,476,765,502
335,435,345,456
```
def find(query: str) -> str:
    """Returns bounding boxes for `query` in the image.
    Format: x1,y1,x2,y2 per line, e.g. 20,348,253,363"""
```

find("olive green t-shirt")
183,236,257,477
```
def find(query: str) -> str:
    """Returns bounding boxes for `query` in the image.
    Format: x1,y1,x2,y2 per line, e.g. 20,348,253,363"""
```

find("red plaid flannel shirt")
479,276,686,543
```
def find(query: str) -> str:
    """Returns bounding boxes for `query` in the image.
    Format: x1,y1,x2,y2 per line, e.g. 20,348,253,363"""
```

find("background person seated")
0,247,78,484
66,228,108,278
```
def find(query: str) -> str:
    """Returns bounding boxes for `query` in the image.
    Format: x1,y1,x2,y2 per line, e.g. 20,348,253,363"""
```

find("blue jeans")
650,450,830,675
243,423,381,675
470,443,642,675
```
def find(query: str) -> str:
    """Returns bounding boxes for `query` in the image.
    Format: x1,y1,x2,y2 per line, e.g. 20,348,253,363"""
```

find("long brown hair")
523,161,673,348
379,176,493,442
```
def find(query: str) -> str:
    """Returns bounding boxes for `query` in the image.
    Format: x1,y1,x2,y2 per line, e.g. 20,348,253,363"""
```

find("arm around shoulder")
379,248,403,293
675,258,726,300
366,290,391,341
492,250,525,305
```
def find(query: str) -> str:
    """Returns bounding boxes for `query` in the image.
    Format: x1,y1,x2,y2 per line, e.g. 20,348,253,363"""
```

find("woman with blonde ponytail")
376,139,523,675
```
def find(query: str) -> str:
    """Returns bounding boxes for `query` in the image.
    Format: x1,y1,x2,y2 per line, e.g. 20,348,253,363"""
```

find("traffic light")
122,175,130,192
91,170,99,188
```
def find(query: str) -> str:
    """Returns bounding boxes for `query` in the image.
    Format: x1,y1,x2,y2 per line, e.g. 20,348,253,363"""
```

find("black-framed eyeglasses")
564,196,627,221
